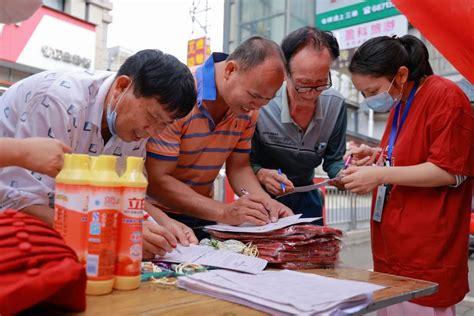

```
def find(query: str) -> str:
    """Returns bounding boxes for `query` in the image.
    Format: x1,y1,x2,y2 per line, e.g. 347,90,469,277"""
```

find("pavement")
341,229,474,315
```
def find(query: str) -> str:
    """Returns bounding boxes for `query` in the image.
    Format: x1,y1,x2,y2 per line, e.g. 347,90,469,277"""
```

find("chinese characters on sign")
41,45,91,69
316,0,399,31
332,15,408,50
187,37,211,67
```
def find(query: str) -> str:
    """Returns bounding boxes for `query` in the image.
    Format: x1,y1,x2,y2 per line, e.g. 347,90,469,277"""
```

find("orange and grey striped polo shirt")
146,53,258,198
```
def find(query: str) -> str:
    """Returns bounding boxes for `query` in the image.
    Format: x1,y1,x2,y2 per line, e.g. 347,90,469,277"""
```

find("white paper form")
178,276,308,315
276,179,333,198
204,214,321,233
178,269,385,315
156,244,267,274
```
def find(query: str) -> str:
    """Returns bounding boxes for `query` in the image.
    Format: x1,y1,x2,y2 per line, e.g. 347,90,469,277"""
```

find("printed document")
156,244,267,274
178,269,384,315
204,214,321,233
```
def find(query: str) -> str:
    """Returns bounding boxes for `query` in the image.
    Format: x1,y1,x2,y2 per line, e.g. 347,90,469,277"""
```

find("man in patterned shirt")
0,49,198,257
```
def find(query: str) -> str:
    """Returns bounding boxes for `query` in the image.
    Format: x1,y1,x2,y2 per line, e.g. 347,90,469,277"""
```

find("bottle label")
54,183,89,265
86,186,121,280
115,187,145,276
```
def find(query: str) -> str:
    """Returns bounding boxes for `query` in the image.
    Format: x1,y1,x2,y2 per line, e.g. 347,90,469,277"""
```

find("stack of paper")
204,214,320,233
156,244,268,274
177,269,384,315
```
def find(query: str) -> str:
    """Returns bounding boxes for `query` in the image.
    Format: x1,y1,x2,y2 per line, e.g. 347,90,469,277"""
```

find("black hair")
117,49,196,119
349,35,433,81
281,26,340,73
227,36,285,71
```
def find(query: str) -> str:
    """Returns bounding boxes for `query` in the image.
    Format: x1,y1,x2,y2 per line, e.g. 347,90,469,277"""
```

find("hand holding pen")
336,154,353,180
255,168,294,197
217,187,271,225
328,154,353,190
344,154,353,170
277,168,286,193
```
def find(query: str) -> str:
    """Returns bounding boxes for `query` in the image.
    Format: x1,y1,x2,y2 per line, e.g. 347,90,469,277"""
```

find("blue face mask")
361,77,403,113
106,84,131,136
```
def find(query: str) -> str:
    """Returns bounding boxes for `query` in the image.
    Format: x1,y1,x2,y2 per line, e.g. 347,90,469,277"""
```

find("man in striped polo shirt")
146,37,293,236
251,27,347,222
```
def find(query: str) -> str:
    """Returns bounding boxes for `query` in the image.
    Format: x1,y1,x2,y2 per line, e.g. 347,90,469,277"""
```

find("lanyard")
387,81,419,164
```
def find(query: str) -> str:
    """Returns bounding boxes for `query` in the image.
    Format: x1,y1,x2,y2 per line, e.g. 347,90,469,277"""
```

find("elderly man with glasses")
250,27,347,221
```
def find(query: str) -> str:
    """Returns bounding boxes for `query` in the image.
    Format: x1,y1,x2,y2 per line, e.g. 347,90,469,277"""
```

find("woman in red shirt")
342,35,473,315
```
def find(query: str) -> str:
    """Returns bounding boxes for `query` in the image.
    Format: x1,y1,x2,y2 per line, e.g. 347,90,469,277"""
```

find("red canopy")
392,0,474,84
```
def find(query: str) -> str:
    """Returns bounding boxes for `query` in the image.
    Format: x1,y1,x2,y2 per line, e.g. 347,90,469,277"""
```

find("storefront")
0,5,96,94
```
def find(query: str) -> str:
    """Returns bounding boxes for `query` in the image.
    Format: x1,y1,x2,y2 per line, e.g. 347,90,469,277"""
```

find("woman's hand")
348,144,381,167
341,166,385,194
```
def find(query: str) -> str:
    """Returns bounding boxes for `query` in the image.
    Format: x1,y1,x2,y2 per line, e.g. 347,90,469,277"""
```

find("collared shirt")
146,53,258,199
250,81,346,186
0,69,146,210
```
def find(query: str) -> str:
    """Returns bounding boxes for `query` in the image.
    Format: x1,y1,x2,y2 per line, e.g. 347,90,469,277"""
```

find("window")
43,0,65,11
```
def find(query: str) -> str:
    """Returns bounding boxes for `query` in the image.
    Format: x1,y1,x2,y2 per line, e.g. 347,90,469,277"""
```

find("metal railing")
324,186,372,231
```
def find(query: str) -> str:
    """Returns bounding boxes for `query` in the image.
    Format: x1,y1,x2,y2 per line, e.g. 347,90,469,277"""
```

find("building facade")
0,0,113,94
223,0,473,142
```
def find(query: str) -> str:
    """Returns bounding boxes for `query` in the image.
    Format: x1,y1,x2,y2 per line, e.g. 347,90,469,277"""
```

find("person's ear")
394,66,409,89
224,61,238,80
114,75,132,95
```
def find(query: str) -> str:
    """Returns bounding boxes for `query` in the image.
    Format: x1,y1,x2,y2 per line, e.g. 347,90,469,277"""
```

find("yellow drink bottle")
114,157,147,290
53,153,71,236
85,155,121,295
54,153,90,265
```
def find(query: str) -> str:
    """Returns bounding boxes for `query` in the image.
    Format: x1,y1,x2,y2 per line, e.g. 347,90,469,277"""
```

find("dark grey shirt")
251,82,347,187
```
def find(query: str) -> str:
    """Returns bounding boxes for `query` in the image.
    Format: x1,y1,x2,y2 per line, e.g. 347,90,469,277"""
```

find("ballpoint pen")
334,154,353,181
343,154,353,170
277,168,286,193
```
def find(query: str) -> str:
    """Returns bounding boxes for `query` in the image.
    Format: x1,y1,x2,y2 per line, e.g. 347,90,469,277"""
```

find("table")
81,267,437,315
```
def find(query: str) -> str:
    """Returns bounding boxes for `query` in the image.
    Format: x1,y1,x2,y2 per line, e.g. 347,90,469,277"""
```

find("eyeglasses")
292,73,332,94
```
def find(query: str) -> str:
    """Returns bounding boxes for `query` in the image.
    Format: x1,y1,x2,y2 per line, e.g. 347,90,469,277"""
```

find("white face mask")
106,84,131,135
361,77,403,113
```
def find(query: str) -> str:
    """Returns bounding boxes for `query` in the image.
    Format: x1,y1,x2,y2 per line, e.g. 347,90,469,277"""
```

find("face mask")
361,77,403,113
106,84,131,135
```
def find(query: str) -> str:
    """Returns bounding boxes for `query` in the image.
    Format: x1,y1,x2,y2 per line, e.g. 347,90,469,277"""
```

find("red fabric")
372,75,474,307
207,224,343,269
392,0,474,84
0,210,86,315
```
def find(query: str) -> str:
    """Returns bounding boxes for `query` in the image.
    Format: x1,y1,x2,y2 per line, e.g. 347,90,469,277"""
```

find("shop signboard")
332,14,408,50
316,0,400,31
187,36,211,67
0,6,95,71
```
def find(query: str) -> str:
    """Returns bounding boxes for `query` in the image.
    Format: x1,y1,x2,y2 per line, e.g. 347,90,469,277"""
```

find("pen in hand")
343,154,353,170
277,168,286,193
239,187,272,223
336,154,353,180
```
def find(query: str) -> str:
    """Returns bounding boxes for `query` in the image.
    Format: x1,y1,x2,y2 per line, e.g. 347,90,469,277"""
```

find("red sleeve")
427,88,474,176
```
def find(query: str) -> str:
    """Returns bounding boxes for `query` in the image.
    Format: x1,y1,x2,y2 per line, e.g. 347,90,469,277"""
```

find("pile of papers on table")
177,269,384,315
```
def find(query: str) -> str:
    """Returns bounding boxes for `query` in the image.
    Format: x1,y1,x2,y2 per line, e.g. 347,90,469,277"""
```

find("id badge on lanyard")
373,81,419,223
373,161,391,222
